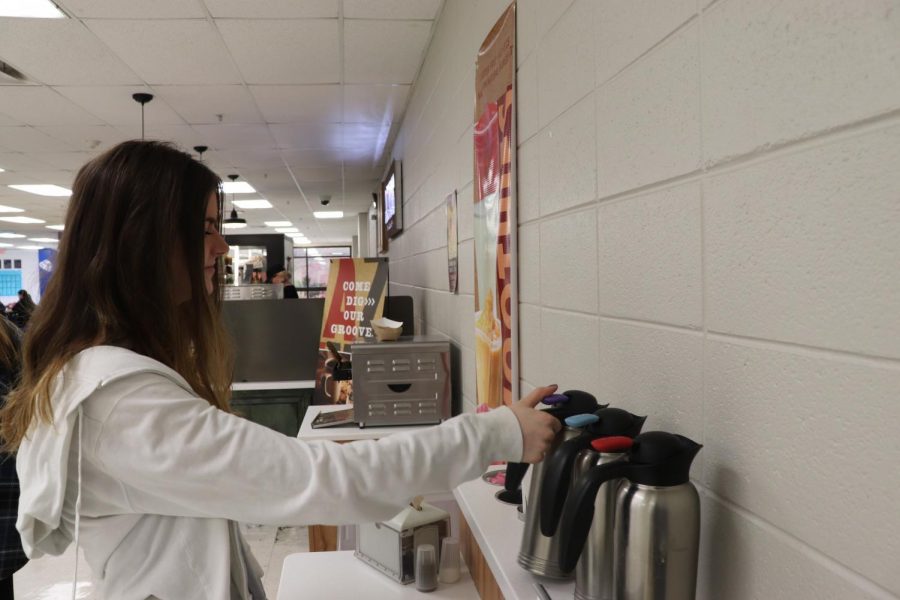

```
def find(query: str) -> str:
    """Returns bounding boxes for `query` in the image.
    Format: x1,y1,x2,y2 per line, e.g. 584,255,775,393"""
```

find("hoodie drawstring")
72,405,83,600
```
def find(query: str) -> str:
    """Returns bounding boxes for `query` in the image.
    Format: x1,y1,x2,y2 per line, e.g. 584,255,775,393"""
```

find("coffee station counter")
454,476,574,600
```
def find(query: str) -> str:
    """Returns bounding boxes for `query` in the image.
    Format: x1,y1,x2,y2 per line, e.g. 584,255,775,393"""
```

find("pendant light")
222,174,247,229
193,145,208,160
132,93,153,140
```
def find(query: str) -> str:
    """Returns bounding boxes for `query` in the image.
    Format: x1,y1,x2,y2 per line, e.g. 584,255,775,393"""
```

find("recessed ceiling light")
0,233,26,239
232,199,272,209
17,245,44,250
275,227,299,233
8,184,71,196
222,221,247,230
28,237,58,243
0,167,5,173
0,205,25,213
264,221,292,227
0,216,45,224
46,224,65,231
313,211,344,219
0,0,66,18
221,181,255,194
0,243,12,248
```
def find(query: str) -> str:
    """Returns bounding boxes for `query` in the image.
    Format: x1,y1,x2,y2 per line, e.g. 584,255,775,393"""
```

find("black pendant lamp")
222,174,247,229
132,93,153,140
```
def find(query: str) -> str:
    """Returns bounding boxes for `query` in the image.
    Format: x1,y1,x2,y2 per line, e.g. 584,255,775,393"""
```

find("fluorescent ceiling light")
0,243,12,248
8,184,71,196
17,245,44,250
264,221,292,227
29,237,58,243
313,211,344,219
0,233,25,239
275,227,299,233
0,205,24,213
232,199,272,209
46,224,65,231
0,216,45,224
0,0,66,18
0,167,5,173
221,181,255,194
222,221,247,230
288,233,307,239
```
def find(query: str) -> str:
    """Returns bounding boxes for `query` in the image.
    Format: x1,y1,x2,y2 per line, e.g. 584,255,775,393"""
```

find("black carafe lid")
500,390,604,504
538,407,646,537
556,431,702,572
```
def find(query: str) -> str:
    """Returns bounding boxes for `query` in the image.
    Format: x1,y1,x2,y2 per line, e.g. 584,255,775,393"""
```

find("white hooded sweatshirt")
16,346,523,599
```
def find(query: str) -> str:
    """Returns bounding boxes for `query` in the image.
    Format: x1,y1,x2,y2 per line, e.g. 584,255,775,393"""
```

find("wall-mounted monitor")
381,160,403,239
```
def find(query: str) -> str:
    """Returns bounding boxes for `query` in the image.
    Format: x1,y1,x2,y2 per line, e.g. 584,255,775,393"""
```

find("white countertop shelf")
297,404,435,442
231,380,315,392
276,551,476,599
453,476,575,600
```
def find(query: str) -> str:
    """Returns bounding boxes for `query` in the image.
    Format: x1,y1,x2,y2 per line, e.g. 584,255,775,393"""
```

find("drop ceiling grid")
0,1,443,242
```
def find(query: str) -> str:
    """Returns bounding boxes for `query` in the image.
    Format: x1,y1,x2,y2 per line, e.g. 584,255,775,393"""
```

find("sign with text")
313,257,389,404
473,2,518,411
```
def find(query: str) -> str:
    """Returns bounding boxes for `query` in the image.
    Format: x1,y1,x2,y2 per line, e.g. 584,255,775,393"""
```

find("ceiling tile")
86,20,242,85
35,125,127,152
118,124,204,150
58,0,207,18
344,20,432,84
281,148,344,169
0,111,23,127
0,153,52,172
249,85,341,123
343,0,442,20
217,20,340,84
0,20,140,86
33,151,97,171
207,149,288,171
0,87,104,127
55,86,187,126
269,123,336,149
204,0,337,18
155,85,262,124
343,84,409,124
0,127,78,153
191,123,276,150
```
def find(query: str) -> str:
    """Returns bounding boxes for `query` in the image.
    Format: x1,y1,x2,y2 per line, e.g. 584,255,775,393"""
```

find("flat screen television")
381,160,403,239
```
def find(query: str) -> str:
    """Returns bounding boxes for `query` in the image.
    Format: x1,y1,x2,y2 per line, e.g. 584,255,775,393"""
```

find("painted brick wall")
388,1,900,597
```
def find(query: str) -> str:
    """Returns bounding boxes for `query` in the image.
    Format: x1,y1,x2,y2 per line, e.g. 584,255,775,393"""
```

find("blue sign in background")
38,248,58,297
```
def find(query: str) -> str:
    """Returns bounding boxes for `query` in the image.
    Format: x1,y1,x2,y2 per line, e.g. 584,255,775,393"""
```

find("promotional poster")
473,2,517,410
313,257,389,405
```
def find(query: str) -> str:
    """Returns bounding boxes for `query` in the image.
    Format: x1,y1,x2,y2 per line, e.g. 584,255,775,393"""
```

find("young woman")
0,141,559,600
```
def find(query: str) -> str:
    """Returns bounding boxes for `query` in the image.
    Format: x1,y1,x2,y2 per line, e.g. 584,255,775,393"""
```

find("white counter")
454,476,575,599
276,551,477,600
297,403,434,442
231,380,315,392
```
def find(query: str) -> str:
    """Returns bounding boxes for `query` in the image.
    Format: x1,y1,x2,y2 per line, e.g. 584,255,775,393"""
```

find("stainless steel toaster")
351,335,452,427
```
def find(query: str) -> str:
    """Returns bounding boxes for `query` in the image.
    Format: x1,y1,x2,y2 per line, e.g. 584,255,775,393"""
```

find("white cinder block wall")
388,1,900,597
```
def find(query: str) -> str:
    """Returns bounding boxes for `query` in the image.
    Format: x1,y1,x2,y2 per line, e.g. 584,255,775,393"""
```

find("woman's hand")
509,384,562,463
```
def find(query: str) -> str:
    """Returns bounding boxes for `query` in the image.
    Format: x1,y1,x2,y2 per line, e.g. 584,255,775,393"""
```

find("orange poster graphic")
474,3,517,411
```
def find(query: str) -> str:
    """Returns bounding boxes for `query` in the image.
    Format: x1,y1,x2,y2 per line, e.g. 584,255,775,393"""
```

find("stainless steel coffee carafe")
536,408,646,600
558,432,702,600
500,390,602,579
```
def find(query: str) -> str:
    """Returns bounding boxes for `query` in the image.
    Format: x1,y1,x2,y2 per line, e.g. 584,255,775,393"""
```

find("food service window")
292,246,351,298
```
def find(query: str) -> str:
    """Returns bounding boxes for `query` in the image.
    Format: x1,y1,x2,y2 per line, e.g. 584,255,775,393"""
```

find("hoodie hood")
16,346,193,558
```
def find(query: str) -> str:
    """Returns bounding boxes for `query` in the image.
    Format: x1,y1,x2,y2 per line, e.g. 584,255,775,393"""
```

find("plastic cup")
415,544,438,592
438,537,461,584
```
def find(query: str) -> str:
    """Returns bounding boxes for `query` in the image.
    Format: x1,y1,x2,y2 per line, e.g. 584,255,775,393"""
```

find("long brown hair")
0,140,233,451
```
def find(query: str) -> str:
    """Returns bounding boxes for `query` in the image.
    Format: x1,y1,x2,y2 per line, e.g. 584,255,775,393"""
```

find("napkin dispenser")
351,335,452,427
355,498,451,585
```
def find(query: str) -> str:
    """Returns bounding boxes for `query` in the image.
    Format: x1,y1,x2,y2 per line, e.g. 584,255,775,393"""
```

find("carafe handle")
557,459,630,573
539,433,592,537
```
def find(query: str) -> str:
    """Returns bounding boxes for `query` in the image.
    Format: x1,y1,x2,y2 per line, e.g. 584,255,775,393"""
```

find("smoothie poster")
313,257,389,405
447,190,458,294
473,2,517,411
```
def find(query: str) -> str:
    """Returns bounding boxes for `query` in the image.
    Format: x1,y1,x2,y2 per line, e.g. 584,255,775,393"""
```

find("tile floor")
13,524,310,599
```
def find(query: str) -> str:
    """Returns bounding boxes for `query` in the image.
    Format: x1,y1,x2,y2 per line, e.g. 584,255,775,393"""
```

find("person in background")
0,141,559,599
0,317,27,598
7,291,34,330
267,264,298,299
